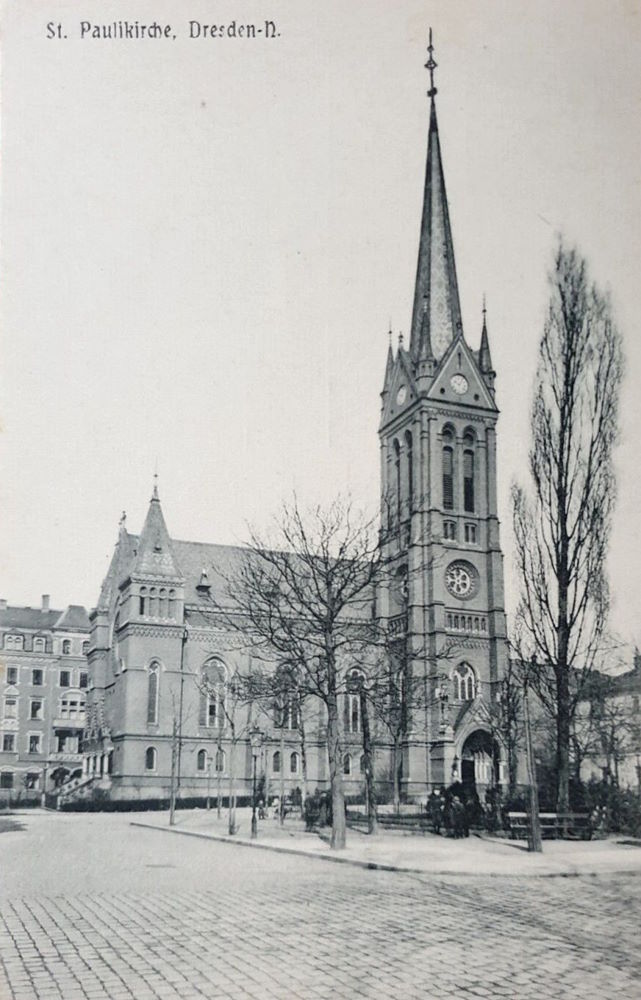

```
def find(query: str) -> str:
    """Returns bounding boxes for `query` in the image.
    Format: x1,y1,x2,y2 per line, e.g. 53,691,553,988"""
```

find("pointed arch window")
145,747,157,771
272,750,281,774
442,427,454,510
344,669,364,734
197,748,207,772
215,748,225,773
343,753,352,776
149,588,157,617
147,662,160,725
290,751,299,774
453,663,476,702
463,432,475,513
393,439,402,523
405,430,414,514
199,659,226,728
139,587,147,616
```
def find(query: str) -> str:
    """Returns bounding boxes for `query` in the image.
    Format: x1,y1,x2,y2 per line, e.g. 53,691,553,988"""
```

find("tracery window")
199,659,226,728
147,662,160,725
453,663,476,702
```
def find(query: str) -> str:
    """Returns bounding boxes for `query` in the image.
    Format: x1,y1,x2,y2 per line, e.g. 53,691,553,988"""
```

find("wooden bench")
507,811,592,840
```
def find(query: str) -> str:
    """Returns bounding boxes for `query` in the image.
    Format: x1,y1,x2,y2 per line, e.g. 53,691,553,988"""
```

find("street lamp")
250,726,264,839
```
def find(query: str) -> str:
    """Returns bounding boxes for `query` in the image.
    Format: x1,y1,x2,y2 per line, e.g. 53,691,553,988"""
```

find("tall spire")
409,31,463,361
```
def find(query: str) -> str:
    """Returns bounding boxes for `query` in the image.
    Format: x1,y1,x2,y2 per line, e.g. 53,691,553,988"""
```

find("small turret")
479,297,496,395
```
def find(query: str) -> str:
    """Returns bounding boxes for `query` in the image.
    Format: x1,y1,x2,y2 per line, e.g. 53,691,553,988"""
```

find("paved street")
1,811,640,999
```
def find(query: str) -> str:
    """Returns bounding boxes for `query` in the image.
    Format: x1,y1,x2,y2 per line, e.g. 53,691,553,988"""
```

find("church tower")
378,34,508,795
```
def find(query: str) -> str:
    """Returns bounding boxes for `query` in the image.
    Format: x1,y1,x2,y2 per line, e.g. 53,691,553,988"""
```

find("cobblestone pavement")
1,812,640,999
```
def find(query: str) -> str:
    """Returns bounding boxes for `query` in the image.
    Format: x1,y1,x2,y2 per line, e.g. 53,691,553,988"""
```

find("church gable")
427,336,496,412
380,349,418,427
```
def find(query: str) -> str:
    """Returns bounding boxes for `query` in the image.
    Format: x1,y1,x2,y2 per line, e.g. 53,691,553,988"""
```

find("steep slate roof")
54,605,91,631
409,97,463,360
0,605,89,631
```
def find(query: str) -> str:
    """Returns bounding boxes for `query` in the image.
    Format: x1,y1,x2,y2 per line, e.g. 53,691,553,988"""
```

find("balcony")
53,716,85,729
388,615,408,638
49,751,82,764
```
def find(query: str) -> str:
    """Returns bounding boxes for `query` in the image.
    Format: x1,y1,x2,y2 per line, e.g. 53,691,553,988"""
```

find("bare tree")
212,495,385,849
512,242,623,815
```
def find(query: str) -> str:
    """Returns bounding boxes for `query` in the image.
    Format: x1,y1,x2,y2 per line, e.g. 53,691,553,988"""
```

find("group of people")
427,783,500,837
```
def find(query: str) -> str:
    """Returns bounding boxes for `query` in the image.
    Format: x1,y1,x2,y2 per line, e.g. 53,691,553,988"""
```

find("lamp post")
250,726,264,839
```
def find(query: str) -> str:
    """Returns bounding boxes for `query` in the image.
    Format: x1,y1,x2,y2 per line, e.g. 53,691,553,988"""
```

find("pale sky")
2,0,640,656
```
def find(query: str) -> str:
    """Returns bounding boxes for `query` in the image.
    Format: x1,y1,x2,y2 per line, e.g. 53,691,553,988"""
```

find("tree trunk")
359,688,377,835
279,727,285,826
228,742,236,835
556,668,571,818
299,712,308,819
326,694,346,849
169,718,177,827
392,735,402,815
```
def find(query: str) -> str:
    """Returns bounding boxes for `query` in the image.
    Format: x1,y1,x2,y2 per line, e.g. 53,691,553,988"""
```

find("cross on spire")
425,27,437,98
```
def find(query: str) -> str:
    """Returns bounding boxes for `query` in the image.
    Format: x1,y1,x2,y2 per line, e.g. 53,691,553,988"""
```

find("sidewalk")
133,807,641,877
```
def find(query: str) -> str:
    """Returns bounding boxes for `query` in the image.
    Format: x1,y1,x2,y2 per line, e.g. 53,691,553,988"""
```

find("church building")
79,38,509,805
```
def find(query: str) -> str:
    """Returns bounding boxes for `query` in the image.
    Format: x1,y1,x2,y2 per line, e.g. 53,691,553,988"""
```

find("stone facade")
82,54,508,805
0,597,90,802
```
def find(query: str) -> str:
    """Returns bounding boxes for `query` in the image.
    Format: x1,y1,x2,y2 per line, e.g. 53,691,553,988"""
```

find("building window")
168,589,177,618
25,773,39,790
199,660,226,728
197,749,207,772
30,700,43,720
453,664,476,702
463,434,475,513
62,640,72,655
0,772,14,789
343,693,361,734
393,439,402,523
290,752,299,774
4,634,24,650
32,669,43,687
272,751,281,774
215,748,225,773
145,747,157,771
59,670,71,688
159,589,168,618
139,587,147,615
405,430,414,514
6,667,18,686
59,696,84,719
464,523,477,544
82,641,89,655
3,699,17,720
343,754,352,776
79,672,88,690
149,588,157,617
147,662,159,725
444,520,456,540
360,755,366,774
2,734,15,752
33,637,45,653
28,734,42,755
442,430,454,510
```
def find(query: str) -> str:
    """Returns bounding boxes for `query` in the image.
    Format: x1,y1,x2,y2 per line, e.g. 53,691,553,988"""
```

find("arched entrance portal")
460,730,500,792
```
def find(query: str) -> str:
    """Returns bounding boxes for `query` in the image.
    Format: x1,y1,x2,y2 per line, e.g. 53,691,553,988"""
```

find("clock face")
396,385,407,405
445,560,478,599
450,374,468,395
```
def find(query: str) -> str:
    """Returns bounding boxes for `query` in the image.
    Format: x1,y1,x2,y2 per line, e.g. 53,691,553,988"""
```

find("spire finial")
152,471,159,501
482,294,487,322
398,332,404,348
425,27,437,99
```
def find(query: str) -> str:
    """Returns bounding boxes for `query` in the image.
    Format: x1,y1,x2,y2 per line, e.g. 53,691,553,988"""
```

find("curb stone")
130,821,641,879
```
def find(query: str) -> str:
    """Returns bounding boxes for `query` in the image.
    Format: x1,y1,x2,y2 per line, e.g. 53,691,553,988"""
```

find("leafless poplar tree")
512,242,623,815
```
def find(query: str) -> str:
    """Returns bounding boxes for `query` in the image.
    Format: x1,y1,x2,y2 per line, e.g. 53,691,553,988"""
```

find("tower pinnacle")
425,27,437,98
